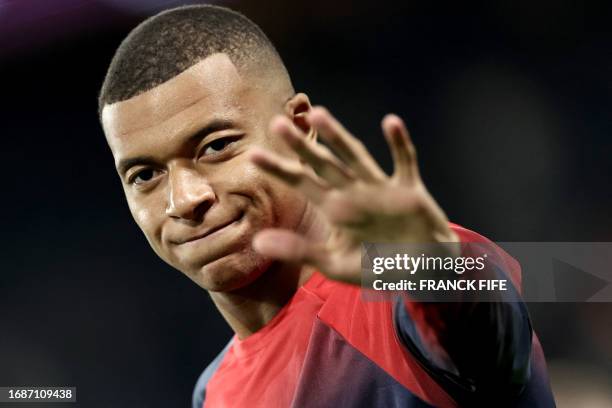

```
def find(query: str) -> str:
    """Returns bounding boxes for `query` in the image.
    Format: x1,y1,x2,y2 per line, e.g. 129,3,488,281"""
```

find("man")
99,5,555,407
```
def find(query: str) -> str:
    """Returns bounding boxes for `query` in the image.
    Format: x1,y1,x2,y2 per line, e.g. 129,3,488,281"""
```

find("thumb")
253,229,329,269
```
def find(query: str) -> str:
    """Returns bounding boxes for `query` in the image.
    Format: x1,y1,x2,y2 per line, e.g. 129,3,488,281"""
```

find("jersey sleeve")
192,340,232,408
393,224,533,406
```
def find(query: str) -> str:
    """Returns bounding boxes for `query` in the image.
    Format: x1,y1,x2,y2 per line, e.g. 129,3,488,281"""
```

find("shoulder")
192,340,233,408
450,222,522,289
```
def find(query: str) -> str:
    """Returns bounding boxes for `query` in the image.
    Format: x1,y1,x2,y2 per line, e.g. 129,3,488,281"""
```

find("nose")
166,166,216,221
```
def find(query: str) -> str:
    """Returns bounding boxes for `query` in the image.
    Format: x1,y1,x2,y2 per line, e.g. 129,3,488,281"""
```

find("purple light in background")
0,0,232,57
99,0,212,15
0,0,112,56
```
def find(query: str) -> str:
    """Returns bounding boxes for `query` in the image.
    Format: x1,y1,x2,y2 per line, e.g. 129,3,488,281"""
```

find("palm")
250,107,456,284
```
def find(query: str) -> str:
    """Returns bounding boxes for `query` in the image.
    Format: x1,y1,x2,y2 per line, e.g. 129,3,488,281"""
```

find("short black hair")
99,5,289,114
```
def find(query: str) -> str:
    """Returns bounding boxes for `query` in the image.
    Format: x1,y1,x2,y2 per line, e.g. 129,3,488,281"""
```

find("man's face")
102,54,308,292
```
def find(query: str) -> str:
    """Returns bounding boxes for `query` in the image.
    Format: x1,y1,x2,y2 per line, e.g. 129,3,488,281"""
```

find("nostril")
191,200,214,222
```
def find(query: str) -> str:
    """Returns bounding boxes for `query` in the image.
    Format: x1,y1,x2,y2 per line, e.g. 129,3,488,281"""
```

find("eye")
202,137,237,156
130,168,161,185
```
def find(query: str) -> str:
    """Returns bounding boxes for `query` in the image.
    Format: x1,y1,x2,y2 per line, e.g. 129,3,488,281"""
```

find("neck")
210,263,315,340
209,203,327,340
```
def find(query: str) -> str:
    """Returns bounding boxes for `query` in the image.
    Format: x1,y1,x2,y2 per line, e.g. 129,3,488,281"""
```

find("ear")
284,93,315,140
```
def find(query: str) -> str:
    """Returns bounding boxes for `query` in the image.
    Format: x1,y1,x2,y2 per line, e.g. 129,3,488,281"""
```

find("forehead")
102,54,248,149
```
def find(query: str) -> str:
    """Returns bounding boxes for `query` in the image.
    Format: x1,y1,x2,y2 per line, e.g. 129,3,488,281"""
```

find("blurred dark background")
1,0,611,406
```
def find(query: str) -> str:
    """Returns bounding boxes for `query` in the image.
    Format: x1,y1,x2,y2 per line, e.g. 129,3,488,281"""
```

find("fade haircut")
98,5,291,114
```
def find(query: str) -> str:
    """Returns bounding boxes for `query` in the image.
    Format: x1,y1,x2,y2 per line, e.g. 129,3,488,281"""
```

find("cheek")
216,157,306,221
243,161,307,224
127,196,164,245
133,207,155,231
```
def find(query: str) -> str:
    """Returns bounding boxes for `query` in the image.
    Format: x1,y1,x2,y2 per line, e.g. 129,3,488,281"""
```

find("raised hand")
250,107,458,285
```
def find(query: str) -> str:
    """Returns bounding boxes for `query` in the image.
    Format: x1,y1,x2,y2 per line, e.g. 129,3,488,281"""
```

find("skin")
102,52,457,340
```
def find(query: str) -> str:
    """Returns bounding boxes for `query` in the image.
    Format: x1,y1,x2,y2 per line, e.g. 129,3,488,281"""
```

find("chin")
186,249,271,292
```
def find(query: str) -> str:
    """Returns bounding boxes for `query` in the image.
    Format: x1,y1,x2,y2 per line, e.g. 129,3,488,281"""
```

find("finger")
381,114,419,183
252,229,330,269
269,116,355,187
249,147,328,205
307,106,387,182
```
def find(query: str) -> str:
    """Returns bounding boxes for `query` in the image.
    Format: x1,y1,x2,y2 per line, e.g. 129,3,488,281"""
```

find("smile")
176,212,244,245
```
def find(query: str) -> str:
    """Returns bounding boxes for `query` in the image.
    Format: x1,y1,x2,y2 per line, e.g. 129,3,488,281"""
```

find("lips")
172,212,244,245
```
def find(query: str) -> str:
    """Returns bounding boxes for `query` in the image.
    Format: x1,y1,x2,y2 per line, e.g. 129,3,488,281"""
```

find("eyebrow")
116,118,237,176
